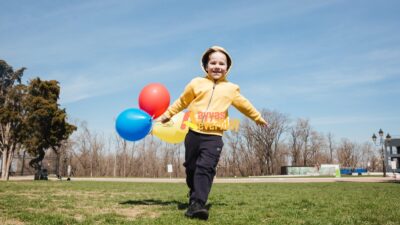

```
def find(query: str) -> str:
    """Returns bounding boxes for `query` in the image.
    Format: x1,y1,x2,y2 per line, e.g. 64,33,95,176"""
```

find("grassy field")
0,180,399,225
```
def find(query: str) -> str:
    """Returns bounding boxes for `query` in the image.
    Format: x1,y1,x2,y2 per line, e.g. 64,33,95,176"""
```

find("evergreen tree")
23,78,76,179
0,60,25,180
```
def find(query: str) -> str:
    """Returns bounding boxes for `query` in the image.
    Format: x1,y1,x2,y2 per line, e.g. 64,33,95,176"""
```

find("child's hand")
159,115,170,124
256,119,268,128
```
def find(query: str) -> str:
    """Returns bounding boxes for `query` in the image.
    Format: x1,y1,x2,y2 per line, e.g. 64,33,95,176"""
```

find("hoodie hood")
201,46,232,81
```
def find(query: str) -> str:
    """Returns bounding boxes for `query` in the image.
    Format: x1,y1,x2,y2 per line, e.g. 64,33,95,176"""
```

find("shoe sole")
185,209,209,220
193,210,209,220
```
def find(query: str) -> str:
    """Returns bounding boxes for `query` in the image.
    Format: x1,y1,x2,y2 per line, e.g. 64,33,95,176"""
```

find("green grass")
0,181,399,225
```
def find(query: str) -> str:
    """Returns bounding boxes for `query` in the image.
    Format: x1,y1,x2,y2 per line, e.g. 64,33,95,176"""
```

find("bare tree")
58,109,383,178
289,119,308,166
337,138,360,168
69,122,105,177
241,110,289,175
309,131,328,166
327,132,335,163
224,129,243,176
358,142,375,169
229,121,259,176
369,154,381,172
300,119,311,166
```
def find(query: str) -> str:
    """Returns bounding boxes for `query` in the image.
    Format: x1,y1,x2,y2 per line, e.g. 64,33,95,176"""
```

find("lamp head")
378,129,384,137
386,133,391,141
372,133,377,143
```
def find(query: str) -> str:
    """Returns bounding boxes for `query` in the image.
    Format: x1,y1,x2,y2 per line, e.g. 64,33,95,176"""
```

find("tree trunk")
1,149,8,180
113,149,117,177
1,144,16,181
303,140,307,166
20,150,26,176
1,123,11,180
5,147,15,181
90,152,93,177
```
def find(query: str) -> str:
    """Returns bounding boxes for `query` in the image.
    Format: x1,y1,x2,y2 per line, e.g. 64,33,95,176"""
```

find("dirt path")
8,175,398,183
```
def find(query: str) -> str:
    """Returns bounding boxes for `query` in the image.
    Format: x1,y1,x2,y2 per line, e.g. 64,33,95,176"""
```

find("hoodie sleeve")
232,85,267,124
162,79,195,119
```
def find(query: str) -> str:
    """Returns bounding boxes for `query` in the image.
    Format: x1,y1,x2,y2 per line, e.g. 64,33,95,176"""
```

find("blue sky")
1,0,399,143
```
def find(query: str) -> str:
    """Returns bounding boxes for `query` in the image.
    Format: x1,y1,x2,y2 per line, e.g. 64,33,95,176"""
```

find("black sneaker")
185,201,209,220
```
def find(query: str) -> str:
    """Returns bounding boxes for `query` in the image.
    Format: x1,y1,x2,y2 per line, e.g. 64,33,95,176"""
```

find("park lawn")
0,180,399,225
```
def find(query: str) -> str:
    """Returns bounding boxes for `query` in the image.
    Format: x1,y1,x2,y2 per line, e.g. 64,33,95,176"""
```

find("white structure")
319,164,340,176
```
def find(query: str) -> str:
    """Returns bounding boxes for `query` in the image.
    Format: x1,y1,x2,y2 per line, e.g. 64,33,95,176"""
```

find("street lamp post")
372,129,391,177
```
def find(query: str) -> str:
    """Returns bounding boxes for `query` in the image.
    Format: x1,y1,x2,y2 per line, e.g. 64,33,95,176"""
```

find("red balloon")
139,83,170,119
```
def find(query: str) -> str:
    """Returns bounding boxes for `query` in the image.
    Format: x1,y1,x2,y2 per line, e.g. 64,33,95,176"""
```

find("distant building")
386,138,400,173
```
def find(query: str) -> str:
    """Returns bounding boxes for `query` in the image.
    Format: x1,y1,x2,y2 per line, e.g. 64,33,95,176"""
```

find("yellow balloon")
152,112,189,144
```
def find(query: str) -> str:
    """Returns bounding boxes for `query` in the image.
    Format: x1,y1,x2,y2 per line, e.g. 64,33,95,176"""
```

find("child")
160,46,267,220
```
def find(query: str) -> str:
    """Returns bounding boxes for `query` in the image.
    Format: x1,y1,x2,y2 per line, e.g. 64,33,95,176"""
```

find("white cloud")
59,58,187,104
1,0,337,66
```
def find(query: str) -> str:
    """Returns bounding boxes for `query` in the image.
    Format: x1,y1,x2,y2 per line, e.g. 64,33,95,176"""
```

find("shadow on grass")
387,180,400,184
120,199,226,210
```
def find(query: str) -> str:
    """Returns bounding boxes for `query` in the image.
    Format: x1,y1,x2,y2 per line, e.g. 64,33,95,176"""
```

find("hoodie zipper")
201,82,216,125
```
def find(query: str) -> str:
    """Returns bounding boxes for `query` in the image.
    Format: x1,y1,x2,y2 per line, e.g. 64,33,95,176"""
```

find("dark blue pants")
184,129,224,205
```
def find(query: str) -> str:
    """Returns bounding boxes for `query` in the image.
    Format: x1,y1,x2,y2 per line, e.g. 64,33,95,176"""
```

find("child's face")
206,51,228,81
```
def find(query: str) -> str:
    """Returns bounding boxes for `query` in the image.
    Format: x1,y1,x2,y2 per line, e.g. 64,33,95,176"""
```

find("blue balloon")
115,108,152,141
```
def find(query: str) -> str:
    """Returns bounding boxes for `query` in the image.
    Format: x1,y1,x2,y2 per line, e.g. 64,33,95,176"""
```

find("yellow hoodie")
162,46,267,136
